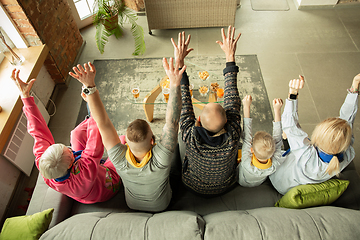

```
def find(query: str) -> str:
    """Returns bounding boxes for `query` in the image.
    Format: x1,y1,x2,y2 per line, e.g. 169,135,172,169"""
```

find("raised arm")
241,95,253,159
272,98,284,163
171,32,196,142
273,98,283,122
339,73,360,125
11,69,54,164
69,63,120,151
160,57,186,151
216,26,241,131
282,76,306,150
242,95,252,119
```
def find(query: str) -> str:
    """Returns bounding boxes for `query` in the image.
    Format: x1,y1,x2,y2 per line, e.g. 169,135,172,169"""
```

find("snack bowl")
199,85,209,97
198,71,209,81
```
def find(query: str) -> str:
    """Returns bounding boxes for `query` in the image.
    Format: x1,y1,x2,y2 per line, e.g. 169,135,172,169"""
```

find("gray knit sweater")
180,63,242,195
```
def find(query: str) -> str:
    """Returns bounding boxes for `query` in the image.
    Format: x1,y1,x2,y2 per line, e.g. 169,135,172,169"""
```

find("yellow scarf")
251,153,272,169
237,149,242,164
125,144,154,168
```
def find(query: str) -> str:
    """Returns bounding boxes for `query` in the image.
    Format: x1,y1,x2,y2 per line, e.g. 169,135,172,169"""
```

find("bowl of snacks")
210,82,219,93
199,71,209,81
199,85,209,97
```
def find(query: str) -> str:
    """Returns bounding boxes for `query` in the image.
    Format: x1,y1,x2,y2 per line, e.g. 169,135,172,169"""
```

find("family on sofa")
10,26,360,212
11,26,360,212
2,25,360,240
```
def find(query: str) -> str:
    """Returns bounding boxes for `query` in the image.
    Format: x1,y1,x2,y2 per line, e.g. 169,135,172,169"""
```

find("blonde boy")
237,95,284,187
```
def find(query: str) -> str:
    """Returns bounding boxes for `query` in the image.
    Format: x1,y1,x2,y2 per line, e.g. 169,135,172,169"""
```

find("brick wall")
0,0,83,84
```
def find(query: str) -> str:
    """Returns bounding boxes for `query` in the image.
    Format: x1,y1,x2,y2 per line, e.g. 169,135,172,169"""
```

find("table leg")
143,85,162,122
192,98,205,110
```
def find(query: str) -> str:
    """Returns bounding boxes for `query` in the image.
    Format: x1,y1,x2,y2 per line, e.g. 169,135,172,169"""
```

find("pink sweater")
23,97,121,204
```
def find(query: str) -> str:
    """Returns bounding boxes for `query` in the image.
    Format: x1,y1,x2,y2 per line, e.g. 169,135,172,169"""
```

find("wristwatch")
82,86,97,95
289,93,298,100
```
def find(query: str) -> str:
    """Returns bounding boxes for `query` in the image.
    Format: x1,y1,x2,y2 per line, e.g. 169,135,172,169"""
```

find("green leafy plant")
93,0,146,55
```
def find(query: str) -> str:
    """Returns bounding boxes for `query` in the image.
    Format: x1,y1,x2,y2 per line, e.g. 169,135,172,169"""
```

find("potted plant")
93,0,146,55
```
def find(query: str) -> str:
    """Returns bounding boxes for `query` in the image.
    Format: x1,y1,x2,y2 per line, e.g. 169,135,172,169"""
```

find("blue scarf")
316,147,344,163
55,150,83,182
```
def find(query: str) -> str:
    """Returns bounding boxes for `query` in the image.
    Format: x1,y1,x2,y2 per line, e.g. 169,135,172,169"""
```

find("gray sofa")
27,160,360,239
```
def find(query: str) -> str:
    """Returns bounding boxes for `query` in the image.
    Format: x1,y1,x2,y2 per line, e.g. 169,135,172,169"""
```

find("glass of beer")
189,83,194,98
162,87,170,103
131,87,140,102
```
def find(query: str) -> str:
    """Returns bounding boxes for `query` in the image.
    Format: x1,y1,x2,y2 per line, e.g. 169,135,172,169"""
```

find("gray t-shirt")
108,142,173,212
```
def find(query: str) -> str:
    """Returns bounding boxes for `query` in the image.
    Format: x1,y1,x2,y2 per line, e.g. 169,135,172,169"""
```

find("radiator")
3,93,50,176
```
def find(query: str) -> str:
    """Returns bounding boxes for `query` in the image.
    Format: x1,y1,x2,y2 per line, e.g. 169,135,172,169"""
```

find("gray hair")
39,143,72,179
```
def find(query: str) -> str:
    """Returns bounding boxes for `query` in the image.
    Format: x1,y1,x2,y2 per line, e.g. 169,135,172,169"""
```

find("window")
0,3,28,63
74,0,96,20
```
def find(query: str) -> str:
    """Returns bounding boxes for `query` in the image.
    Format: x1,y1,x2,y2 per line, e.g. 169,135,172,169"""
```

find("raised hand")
242,95,252,118
273,98,283,122
162,57,186,87
171,31,193,68
350,73,360,93
11,69,35,98
69,62,96,87
288,75,305,95
273,98,283,111
216,25,241,62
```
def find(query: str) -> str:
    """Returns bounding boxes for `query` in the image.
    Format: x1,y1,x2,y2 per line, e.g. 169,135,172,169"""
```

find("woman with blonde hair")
269,73,359,195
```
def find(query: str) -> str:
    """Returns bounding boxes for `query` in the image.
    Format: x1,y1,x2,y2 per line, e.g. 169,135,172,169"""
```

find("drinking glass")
131,87,140,102
162,87,170,103
189,83,194,98
217,87,224,101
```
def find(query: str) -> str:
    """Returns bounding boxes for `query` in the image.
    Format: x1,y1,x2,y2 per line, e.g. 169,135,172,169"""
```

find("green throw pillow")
0,208,54,240
275,179,349,209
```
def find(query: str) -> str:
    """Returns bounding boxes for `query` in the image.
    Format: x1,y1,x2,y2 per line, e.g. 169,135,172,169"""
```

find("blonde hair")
253,131,275,160
311,118,352,175
39,143,72,179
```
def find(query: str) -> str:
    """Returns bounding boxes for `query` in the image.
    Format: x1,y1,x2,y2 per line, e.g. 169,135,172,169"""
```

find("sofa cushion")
275,179,349,209
203,206,360,240
0,208,53,240
26,174,73,229
40,211,205,240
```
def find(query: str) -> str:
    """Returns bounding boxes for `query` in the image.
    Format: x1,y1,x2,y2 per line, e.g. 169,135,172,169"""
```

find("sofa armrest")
26,174,74,228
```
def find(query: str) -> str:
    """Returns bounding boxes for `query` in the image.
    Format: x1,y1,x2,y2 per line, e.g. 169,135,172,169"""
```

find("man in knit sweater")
177,26,242,196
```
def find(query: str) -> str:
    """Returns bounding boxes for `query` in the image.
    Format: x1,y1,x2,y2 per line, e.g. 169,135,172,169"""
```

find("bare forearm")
243,107,250,118
226,54,235,63
274,110,281,122
86,90,120,150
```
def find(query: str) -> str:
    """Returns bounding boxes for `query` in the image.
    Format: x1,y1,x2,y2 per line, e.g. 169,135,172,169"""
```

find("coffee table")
127,59,225,122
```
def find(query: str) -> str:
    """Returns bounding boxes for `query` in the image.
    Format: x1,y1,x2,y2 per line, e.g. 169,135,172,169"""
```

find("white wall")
31,65,55,107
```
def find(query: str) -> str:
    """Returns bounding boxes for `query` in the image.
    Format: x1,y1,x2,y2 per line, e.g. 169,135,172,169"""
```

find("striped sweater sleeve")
180,70,195,143
223,63,241,137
